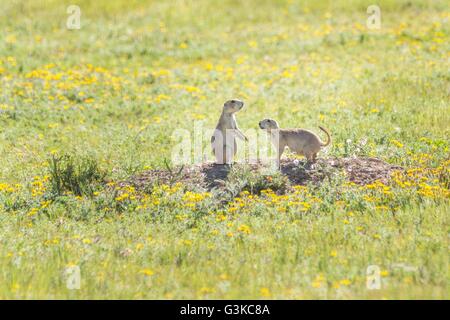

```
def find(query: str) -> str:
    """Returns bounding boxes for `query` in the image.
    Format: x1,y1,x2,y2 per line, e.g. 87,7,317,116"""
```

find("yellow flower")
115,193,129,201
139,269,154,276
248,40,258,48
339,279,351,286
312,274,325,288
11,283,20,292
281,70,293,78
199,287,215,295
181,239,192,246
27,207,39,217
237,224,251,235
216,215,226,222
155,94,171,103
219,273,229,280
260,287,271,297
391,139,404,148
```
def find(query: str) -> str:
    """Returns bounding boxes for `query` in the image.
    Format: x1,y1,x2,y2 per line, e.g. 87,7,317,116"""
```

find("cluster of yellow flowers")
0,155,447,225
31,175,49,197
0,182,20,193
114,185,137,202
182,191,211,208
391,165,449,199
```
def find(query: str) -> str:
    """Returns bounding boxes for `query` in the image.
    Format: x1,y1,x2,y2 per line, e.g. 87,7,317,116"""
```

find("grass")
48,154,106,197
0,0,449,299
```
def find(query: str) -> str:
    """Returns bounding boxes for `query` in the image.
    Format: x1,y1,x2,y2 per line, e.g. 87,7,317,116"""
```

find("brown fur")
259,118,331,167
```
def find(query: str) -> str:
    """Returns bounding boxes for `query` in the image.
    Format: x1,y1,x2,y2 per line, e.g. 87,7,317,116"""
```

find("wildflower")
248,40,258,48
339,279,351,286
154,94,171,103
219,273,229,280
228,207,238,213
391,139,404,148
175,214,188,221
27,208,39,217
115,193,129,201
312,274,325,288
199,287,215,295
216,215,226,222
40,200,51,208
260,287,271,297
237,224,251,235
181,239,192,246
139,269,154,276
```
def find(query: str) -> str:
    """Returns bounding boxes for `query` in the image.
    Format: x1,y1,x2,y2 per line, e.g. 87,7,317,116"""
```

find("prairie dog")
211,99,248,164
259,118,331,167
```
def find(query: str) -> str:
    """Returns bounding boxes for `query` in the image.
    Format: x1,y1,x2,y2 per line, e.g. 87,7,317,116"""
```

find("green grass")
0,0,449,299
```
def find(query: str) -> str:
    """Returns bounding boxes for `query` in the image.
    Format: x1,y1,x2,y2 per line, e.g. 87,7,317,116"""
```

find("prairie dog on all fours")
211,99,248,164
259,118,331,167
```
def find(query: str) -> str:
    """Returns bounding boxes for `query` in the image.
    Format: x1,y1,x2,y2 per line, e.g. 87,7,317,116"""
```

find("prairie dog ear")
270,119,279,126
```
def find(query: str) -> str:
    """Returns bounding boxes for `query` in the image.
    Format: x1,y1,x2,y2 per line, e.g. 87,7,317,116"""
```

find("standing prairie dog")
259,118,331,167
211,99,248,164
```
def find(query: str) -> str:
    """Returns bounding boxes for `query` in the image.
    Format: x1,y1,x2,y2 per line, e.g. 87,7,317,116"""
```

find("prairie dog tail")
318,126,331,147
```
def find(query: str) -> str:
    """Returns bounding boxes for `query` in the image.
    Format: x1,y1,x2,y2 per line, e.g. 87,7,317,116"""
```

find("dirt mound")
123,157,403,192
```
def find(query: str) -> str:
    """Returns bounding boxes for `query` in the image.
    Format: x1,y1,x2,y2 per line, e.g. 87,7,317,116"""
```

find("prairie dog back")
259,118,331,166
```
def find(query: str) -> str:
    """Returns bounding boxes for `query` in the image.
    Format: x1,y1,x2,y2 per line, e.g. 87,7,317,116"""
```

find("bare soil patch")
122,157,403,192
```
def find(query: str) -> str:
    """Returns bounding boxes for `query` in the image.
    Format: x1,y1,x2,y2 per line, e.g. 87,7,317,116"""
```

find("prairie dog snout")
259,118,280,130
211,99,248,164
259,118,331,167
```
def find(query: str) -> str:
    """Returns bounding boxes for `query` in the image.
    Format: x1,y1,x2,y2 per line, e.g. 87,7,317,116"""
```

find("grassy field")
0,0,449,299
